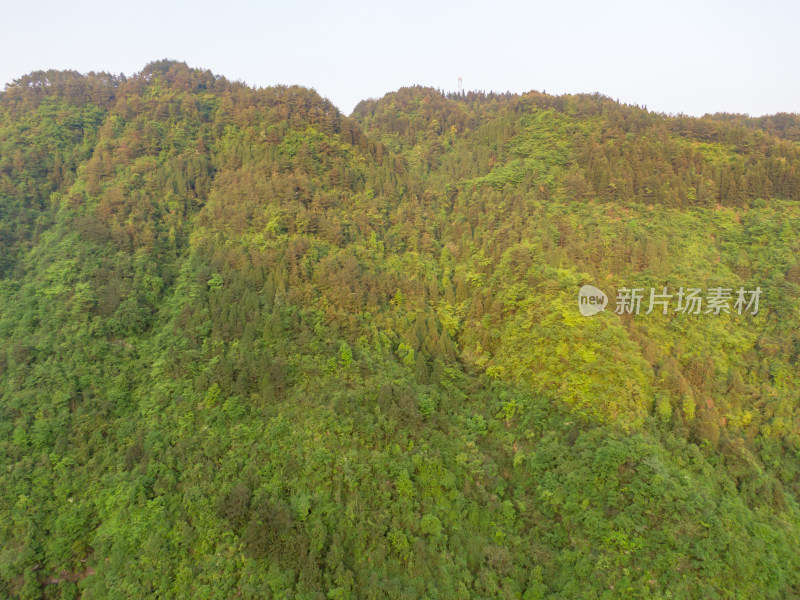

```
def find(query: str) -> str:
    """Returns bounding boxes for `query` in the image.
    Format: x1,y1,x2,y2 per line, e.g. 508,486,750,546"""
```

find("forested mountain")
2,60,800,599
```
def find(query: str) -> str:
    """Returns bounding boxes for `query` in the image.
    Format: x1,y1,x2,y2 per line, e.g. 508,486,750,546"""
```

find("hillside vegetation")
2,60,800,599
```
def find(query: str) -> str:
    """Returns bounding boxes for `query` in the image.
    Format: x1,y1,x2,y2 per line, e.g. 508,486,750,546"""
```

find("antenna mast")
458,77,463,94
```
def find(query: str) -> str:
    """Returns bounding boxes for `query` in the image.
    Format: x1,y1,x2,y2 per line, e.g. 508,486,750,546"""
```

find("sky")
2,0,799,117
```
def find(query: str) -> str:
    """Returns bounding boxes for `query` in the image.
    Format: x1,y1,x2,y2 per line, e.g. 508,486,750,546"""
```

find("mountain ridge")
1,59,800,599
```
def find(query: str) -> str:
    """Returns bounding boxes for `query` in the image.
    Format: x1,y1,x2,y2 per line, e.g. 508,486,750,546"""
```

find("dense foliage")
2,60,800,599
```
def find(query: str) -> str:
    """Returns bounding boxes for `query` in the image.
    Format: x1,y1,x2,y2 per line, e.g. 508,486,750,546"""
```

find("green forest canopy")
1,60,800,599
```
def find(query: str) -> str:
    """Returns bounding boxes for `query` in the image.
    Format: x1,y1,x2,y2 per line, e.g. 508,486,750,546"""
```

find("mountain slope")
1,61,800,599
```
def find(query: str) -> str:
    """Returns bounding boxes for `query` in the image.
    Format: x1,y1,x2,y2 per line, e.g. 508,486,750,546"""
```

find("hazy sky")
2,0,799,117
